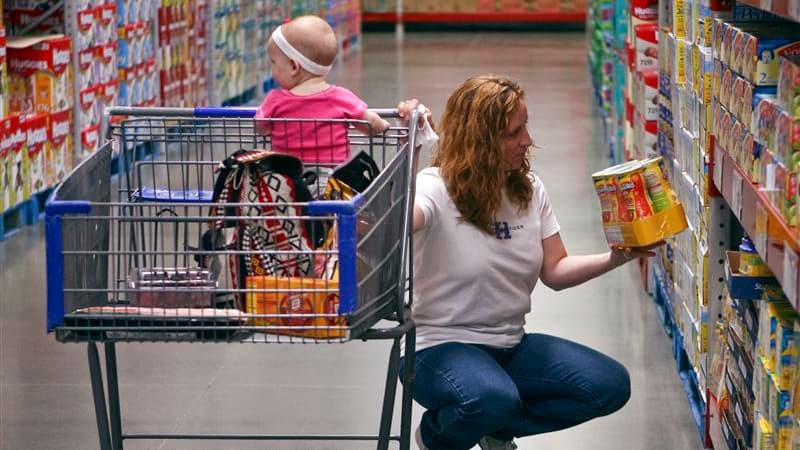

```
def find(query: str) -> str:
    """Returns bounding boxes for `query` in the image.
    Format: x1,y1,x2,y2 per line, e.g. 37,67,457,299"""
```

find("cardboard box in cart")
246,276,345,339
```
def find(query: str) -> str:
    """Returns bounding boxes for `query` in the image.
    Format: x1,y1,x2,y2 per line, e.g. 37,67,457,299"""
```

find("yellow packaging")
593,158,689,247
245,276,345,339
592,168,625,245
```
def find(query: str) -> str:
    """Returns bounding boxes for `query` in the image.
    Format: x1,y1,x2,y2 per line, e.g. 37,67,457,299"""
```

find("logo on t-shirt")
494,221,524,240
494,221,511,240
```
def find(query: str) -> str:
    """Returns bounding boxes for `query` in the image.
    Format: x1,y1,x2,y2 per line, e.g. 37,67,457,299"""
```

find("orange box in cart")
245,276,345,339
592,157,688,247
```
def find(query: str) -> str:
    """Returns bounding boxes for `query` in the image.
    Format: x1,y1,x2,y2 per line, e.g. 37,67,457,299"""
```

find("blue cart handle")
194,107,258,118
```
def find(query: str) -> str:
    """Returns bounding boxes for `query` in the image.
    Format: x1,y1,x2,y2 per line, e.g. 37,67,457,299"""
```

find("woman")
398,75,658,450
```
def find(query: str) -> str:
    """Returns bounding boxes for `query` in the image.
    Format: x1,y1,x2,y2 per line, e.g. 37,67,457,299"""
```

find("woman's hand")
610,241,665,266
397,99,434,128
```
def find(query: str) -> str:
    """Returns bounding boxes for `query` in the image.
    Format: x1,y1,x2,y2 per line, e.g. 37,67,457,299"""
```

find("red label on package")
779,42,800,59
23,113,49,157
8,36,71,74
631,0,658,20
0,115,15,158
6,114,25,154
96,42,117,63
81,125,100,150
99,4,116,25
49,109,71,145
78,9,94,32
80,85,99,109
100,80,118,101
79,47,94,71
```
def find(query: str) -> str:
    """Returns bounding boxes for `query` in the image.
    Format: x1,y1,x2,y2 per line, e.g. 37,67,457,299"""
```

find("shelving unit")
591,0,800,444
0,0,361,240
362,0,587,26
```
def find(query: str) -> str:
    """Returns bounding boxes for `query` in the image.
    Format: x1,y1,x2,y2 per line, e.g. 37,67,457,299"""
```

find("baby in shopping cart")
255,15,390,195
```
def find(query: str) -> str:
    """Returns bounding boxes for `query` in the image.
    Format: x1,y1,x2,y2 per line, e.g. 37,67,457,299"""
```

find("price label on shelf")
754,202,768,255
783,244,799,307
730,170,743,219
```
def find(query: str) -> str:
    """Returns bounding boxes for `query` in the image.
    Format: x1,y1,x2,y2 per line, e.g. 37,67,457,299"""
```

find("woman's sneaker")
478,436,518,450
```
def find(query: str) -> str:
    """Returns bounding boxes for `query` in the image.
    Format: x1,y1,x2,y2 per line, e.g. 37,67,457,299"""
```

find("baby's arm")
354,110,390,136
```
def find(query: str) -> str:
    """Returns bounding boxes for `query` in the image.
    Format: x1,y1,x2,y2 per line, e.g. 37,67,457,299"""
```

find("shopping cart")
44,105,419,449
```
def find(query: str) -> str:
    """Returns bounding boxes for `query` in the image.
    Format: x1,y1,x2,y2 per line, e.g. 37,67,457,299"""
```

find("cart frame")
44,105,420,450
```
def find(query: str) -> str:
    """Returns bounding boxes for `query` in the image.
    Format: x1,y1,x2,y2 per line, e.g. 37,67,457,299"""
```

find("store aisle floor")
0,32,701,450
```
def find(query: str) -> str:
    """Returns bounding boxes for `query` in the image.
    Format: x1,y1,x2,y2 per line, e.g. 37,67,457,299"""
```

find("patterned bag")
210,149,324,309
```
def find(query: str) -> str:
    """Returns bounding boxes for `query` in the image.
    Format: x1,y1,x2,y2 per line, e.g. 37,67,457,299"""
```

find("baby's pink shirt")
255,85,368,163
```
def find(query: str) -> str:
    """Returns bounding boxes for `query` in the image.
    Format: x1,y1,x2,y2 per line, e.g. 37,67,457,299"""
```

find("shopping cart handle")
194,107,257,118
45,200,92,215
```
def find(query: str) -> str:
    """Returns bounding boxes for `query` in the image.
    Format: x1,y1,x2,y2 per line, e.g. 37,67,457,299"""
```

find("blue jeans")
401,333,631,450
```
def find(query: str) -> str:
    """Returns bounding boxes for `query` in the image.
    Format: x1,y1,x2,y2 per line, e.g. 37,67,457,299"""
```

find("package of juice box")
615,163,656,220
642,157,678,213
592,169,619,225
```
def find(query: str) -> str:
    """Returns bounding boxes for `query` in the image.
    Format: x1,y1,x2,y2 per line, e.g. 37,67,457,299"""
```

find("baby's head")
269,15,338,88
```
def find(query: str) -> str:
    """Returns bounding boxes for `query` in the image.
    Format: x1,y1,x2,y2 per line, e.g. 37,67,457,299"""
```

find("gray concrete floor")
0,32,701,449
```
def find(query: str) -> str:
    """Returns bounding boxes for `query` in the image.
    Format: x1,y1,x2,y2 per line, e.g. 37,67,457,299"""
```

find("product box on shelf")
636,69,660,121
75,8,96,54
778,55,800,117
775,108,800,167
635,24,659,71
754,93,778,148
4,114,28,208
0,27,7,119
725,251,777,300
46,108,71,187
0,115,8,212
22,113,47,195
7,35,72,116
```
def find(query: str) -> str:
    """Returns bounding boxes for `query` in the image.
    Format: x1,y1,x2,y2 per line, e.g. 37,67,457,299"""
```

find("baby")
255,15,390,192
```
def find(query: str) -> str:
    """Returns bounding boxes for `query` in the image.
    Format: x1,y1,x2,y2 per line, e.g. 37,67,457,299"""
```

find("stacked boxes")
157,0,208,107
211,0,244,104
6,35,73,198
118,0,158,109
63,2,119,160
656,0,732,412
710,18,800,227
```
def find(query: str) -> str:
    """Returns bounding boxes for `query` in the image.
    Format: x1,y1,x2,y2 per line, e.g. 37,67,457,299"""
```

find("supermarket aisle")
0,32,700,450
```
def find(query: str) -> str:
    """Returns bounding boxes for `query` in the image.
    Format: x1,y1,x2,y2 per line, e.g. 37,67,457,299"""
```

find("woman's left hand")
397,99,434,128
610,241,665,265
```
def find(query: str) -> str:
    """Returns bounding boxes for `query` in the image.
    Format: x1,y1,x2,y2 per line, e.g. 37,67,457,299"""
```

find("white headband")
271,25,332,76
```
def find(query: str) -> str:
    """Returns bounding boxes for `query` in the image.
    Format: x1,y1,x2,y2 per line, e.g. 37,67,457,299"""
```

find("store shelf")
712,142,800,307
733,0,797,22
362,11,586,24
0,187,54,241
651,259,709,446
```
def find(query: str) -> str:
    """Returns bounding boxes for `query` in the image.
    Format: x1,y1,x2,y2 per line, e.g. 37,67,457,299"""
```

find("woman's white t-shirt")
412,167,560,351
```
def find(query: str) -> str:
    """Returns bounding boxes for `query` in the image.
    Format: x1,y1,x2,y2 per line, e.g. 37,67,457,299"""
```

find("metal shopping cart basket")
44,106,419,449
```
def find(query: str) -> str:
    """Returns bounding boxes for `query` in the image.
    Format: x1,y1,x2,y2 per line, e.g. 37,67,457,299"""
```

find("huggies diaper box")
23,112,47,194
7,35,71,115
592,157,688,247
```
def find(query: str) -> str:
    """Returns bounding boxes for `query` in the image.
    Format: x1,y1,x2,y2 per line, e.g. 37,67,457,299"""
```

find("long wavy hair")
433,75,533,234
